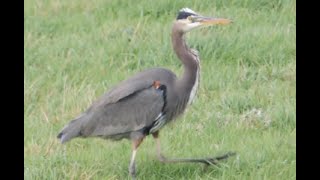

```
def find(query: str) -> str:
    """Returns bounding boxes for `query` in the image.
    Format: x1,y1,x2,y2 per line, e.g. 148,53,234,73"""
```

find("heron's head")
174,8,231,33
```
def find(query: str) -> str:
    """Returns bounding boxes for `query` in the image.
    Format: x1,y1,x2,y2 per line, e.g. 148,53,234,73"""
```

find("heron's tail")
57,114,86,144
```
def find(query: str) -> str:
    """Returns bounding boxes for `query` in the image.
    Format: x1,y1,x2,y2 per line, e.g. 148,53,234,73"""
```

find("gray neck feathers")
170,24,200,117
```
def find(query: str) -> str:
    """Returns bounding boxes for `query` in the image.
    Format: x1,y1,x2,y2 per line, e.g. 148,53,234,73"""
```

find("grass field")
24,0,296,179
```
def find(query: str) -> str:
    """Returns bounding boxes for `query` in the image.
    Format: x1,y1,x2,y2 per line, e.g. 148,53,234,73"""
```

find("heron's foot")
157,151,236,165
203,151,237,166
129,163,136,179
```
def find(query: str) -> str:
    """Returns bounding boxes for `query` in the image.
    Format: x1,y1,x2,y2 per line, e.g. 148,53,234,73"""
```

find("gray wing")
58,68,175,143
88,68,176,111
81,86,165,137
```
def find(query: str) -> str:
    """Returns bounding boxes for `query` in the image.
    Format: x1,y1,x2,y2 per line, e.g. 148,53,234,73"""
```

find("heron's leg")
152,131,235,166
129,137,144,179
152,131,166,161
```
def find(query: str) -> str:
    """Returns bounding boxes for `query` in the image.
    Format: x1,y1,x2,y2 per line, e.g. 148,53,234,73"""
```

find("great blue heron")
58,8,233,178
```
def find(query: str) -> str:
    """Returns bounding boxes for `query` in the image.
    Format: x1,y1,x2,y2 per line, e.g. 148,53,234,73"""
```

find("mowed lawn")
24,0,296,179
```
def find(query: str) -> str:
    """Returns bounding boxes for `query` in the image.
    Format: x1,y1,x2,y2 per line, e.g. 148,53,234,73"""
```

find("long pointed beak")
194,16,232,26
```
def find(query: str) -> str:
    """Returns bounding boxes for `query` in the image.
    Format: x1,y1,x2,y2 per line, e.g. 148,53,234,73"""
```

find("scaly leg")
129,137,144,179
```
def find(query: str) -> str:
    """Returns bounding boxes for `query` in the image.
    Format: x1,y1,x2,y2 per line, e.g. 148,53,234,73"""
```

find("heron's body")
58,30,201,143
58,8,233,178
58,68,173,142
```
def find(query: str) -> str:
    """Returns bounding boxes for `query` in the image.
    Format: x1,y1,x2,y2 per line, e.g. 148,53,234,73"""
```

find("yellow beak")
201,18,232,25
193,16,232,26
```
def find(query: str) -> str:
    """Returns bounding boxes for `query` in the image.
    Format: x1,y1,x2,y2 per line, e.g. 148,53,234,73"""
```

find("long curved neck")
171,25,200,104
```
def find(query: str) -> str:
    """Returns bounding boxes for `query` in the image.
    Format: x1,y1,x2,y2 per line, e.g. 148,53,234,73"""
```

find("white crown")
179,8,197,14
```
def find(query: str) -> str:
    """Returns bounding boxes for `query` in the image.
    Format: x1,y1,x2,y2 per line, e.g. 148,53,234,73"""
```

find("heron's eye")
187,16,194,22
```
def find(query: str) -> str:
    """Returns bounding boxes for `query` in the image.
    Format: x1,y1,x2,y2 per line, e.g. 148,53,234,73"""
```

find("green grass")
24,0,296,179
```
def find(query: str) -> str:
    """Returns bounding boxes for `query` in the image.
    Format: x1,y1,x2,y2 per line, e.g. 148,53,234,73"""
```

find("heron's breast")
187,56,200,105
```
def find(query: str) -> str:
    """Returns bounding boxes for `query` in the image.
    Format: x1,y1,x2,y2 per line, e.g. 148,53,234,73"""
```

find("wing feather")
58,68,175,142
81,85,165,137
87,68,176,112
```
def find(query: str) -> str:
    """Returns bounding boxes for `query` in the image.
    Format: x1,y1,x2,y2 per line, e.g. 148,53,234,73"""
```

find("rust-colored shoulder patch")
152,80,161,89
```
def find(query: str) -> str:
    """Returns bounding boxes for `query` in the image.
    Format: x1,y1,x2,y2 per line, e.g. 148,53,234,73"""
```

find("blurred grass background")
24,0,296,179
